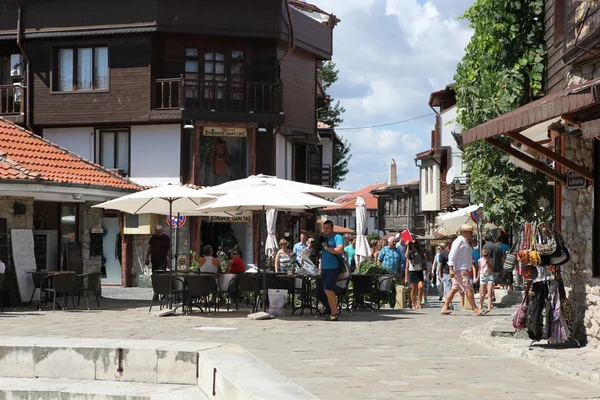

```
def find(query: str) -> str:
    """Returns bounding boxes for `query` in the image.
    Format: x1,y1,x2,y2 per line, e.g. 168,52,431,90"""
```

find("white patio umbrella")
193,181,340,310
354,196,372,270
93,183,216,270
435,204,497,236
203,174,349,198
265,209,278,256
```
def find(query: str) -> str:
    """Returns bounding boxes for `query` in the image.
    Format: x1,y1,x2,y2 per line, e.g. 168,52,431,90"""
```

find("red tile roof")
0,119,139,191
324,182,387,211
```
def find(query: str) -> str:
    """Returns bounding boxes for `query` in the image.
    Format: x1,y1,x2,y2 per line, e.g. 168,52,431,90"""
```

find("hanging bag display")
535,222,557,256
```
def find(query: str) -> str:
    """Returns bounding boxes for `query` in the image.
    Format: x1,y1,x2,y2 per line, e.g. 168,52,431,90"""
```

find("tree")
454,0,552,227
318,61,350,187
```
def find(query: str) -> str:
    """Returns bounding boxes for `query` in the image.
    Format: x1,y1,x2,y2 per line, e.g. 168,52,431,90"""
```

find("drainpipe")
278,0,296,66
15,0,31,130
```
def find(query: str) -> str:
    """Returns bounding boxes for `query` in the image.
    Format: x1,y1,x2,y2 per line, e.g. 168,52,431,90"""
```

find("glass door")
60,204,78,270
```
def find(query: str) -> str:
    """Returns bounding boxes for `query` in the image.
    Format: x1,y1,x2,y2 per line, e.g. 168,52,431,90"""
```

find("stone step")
0,377,207,400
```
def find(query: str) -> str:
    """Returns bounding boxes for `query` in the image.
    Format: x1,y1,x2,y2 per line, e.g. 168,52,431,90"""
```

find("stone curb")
462,316,600,386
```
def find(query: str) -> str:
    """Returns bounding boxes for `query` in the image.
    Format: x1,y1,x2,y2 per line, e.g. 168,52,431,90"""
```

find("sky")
313,0,476,191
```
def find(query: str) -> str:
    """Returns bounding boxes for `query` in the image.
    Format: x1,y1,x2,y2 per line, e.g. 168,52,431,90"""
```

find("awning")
462,77,600,145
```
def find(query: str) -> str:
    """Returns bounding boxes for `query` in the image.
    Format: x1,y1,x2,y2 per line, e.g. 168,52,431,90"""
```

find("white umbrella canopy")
93,183,216,215
265,209,278,256
192,182,340,213
435,204,497,236
354,196,372,265
202,174,349,198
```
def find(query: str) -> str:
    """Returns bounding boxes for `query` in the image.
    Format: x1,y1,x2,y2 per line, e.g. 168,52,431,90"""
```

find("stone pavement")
1,288,600,400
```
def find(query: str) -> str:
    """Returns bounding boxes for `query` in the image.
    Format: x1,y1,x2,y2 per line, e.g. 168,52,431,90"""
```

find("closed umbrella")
354,196,372,269
265,209,278,256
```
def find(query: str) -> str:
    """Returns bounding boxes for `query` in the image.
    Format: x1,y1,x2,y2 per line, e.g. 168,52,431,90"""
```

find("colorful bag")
528,250,541,266
512,282,531,330
535,223,557,256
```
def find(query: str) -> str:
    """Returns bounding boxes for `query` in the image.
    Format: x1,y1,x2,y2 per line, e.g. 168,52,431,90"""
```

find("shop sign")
566,172,586,190
209,215,253,223
204,127,247,137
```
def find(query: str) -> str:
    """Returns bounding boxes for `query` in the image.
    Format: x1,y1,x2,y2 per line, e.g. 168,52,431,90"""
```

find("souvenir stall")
509,222,577,348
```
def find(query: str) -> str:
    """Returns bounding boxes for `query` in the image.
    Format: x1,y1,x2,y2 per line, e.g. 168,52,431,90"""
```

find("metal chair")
149,274,183,313
75,272,102,310
185,274,218,315
217,273,239,312
335,275,352,314
236,273,260,310
39,272,77,312
375,275,394,310
29,271,45,305
350,274,375,312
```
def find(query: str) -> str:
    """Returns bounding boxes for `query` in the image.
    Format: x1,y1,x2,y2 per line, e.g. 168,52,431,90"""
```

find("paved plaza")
1,288,600,400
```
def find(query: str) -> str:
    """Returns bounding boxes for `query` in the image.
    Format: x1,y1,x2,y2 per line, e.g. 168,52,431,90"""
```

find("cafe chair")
375,275,395,310
335,276,352,315
149,274,184,313
29,271,45,305
350,274,375,312
39,272,77,312
236,273,260,310
75,272,102,310
185,274,218,315
217,274,239,312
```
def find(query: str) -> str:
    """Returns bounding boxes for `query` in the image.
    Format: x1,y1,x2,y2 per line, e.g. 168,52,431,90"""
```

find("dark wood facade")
373,183,426,235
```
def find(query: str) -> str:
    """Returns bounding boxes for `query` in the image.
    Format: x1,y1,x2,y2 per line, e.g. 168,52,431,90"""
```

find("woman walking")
404,241,424,309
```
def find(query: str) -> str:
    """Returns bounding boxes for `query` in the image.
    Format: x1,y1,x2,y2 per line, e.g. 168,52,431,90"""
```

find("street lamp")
452,178,461,191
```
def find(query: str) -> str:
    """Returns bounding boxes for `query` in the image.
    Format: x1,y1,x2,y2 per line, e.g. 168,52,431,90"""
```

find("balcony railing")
0,84,22,115
566,0,600,55
379,215,426,233
309,164,332,187
153,77,282,113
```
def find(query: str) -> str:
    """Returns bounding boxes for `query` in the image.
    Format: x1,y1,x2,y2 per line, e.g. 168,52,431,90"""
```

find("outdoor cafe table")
277,274,315,316
350,273,395,311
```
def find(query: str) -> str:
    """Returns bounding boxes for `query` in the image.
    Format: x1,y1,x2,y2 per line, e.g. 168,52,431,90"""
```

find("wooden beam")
507,131,593,182
485,138,567,183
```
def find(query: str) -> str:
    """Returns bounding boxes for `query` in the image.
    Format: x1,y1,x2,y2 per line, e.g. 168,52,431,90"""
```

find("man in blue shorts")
320,220,344,321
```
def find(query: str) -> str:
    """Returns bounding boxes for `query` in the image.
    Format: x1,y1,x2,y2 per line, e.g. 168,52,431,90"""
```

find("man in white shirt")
441,224,485,316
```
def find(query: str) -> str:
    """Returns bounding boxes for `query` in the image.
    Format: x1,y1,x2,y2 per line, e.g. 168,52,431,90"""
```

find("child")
476,248,494,313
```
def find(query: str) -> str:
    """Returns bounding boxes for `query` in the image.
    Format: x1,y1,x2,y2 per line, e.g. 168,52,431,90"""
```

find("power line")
334,112,434,131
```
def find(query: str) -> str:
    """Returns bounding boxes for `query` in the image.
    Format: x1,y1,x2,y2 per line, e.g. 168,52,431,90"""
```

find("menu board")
10,229,37,303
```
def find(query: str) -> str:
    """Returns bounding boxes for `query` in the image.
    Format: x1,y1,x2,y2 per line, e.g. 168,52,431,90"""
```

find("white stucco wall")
130,124,181,186
321,138,333,169
420,160,439,211
43,127,94,161
275,134,293,180
440,106,465,178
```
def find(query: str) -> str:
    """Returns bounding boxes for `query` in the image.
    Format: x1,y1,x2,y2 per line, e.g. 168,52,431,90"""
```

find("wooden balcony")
153,77,282,114
565,1,600,63
379,214,426,234
0,85,22,115
309,164,332,187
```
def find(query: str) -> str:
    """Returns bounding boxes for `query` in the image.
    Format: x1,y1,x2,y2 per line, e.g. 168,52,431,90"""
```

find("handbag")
550,233,570,266
502,229,522,270
512,281,532,330
535,222,557,256
528,224,541,266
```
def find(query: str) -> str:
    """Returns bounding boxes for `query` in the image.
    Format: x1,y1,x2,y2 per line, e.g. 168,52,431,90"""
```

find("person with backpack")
404,241,424,309
319,220,345,321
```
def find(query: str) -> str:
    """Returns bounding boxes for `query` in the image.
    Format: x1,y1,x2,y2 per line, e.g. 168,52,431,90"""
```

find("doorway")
102,217,122,284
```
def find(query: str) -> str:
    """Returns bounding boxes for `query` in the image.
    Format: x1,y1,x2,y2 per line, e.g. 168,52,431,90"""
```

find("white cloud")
313,0,475,191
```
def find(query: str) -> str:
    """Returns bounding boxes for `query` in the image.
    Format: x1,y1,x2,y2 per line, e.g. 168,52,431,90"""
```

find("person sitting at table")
227,250,246,273
275,239,294,274
199,245,220,273
301,238,317,265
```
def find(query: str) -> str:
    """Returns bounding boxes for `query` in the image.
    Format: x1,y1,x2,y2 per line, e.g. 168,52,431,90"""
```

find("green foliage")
358,261,389,275
318,61,351,187
454,0,551,227
367,232,381,242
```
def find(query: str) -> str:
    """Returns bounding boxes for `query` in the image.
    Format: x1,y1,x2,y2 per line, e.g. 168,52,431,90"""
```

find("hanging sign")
566,172,587,189
470,207,484,224
204,127,247,137
166,215,186,229
209,215,253,223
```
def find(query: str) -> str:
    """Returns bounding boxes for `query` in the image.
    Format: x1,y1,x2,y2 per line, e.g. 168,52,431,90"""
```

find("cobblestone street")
1,288,599,399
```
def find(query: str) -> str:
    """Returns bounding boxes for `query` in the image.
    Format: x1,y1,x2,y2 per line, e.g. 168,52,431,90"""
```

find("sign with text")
10,229,38,302
566,172,587,190
209,215,253,223
204,127,248,137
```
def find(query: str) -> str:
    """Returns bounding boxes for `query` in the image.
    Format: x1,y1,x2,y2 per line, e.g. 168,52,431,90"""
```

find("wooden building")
0,0,338,285
461,1,600,346
372,179,425,236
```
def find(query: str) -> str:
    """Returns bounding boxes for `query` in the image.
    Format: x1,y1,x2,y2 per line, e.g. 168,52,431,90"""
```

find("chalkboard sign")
10,229,38,303
66,242,83,275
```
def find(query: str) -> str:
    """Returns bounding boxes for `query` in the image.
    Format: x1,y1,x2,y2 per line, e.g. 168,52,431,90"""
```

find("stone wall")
78,203,103,275
561,136,600,347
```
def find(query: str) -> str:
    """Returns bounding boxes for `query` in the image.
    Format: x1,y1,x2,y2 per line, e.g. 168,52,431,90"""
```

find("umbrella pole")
262,207,267,312
175,212,180,271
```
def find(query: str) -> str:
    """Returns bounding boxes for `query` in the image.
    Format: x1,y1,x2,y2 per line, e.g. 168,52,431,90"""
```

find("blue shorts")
321,269,340,291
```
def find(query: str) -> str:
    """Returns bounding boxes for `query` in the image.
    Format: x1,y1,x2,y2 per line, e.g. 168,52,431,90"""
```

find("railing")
379,215,426,232
153,77,282,113
309,164,332,187
0,84,22,115
566,0,600,54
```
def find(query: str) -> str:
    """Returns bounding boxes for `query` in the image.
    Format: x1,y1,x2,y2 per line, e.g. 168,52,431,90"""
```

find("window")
57,46,108,91
429,167,434,194
414,194,420,215
184,49,245,100
95,129,130,174
423,169,429,194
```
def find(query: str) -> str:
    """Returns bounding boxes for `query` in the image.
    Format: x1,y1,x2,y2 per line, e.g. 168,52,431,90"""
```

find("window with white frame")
423,169,429,194
57,46,108,91
429,167,434,194
95,129,130,174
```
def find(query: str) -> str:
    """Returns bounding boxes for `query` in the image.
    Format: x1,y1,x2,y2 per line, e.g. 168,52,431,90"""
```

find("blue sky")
314,0,475,191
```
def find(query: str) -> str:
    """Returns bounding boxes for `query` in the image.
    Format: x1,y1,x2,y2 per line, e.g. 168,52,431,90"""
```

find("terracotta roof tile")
0,119,139,190
324,182,387,211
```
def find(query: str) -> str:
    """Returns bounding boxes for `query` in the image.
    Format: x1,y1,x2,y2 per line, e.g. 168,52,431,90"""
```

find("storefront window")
60,204,78,269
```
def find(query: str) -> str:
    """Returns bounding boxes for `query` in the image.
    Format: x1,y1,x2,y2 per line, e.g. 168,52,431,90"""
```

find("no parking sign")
166,215,186,229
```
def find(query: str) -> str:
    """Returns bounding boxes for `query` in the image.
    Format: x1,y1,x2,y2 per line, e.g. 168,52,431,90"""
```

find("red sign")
166,215,186,229
470,207,484,224
401,229,413,244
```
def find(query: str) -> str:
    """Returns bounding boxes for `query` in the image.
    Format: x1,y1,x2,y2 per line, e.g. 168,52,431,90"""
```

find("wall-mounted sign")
204,127,247,137
470,206,484,224
566,172,587,190
209,215,253,223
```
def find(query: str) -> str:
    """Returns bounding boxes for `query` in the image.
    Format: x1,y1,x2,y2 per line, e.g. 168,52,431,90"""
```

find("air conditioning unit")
124,214,159,235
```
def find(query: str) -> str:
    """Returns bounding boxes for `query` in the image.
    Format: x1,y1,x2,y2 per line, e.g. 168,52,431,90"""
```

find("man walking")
441,224,485,316
145,225,171,273
293,232,308,260
320,220,344,321
378,237,401,274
